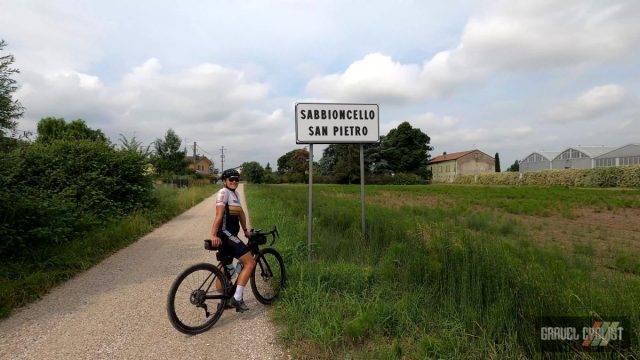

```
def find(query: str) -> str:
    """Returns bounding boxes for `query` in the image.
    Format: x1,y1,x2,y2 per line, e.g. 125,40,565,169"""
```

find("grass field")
246,184,640,359
0,184,218,318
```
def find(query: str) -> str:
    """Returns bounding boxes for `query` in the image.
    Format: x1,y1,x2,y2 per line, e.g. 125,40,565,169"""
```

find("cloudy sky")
2,0,640,169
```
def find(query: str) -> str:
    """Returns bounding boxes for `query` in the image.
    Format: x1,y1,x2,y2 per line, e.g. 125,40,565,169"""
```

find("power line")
196,143,216,158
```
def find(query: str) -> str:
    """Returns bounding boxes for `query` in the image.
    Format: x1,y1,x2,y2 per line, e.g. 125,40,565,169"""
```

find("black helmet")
220,168,240,180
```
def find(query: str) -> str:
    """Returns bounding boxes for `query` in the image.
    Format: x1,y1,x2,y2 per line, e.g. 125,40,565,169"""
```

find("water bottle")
225,263,236,276
235,262,243,276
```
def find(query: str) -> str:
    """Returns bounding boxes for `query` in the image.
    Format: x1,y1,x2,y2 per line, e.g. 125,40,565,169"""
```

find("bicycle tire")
166,262,230,334
250,248,286,305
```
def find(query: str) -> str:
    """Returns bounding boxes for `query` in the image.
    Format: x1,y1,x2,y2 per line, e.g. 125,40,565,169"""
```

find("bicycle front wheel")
166,262,229,334
250,248,286,305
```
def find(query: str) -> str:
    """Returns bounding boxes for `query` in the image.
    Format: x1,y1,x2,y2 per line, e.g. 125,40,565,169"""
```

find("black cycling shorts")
218,230,250,259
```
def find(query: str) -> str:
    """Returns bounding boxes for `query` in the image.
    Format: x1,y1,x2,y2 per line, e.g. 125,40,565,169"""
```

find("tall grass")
0,184,218,318
247,184,640,359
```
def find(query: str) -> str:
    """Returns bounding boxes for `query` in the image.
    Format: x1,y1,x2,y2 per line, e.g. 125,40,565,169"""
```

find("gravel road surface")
0,183,286,360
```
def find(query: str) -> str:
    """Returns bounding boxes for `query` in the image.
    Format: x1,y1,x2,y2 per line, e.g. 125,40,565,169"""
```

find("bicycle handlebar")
251,226,279,245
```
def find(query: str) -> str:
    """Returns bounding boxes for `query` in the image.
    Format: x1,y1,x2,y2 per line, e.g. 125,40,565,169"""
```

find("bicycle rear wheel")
166,263,230,334
250,248,286,305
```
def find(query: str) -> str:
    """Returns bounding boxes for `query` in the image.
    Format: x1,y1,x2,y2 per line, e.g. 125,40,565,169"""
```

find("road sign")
295,103,379,144
297,102,380,260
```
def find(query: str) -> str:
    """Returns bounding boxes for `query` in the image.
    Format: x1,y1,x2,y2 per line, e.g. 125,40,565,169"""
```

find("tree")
265,162,272,173
495,153,501,172
36,117,108,144
317,144,361,183
277,148,308,174
506,160,520,172
0,40,23,139
277,148,309,183
381,122,433,177
241,162,265,183
118,133,152,158
364,138,391,174
153,129,188,174
317,141,389,183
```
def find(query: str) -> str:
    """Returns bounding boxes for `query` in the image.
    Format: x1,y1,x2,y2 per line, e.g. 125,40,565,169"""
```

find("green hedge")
453,166,640,187
0,140,152,258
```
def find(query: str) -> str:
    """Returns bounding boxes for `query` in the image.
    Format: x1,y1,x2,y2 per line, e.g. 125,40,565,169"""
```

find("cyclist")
210,169,256,312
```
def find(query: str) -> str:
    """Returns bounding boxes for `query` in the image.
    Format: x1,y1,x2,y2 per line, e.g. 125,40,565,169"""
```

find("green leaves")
0,138,152,259
241,161,265,183
0,40,23,138
153,129,188,174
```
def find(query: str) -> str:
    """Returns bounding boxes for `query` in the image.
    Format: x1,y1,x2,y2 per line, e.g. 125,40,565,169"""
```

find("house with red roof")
427,150,495,182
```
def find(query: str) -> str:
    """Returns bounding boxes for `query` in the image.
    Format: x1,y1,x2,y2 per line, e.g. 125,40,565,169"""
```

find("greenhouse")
519,144,639,172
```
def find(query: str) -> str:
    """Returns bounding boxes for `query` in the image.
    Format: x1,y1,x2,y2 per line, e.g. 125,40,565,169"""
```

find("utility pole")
193,141,197,160
220,146,226,172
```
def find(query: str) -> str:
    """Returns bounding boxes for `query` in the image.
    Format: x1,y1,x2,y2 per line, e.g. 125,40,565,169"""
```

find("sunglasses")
228,177,240,182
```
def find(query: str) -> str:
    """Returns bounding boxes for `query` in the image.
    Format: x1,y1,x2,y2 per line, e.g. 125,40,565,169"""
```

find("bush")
365,174,396,185
262,172,280,184
0,140,152,258
392,172,424,185
453,166,640,188
279,172,307,183
620,166,640,187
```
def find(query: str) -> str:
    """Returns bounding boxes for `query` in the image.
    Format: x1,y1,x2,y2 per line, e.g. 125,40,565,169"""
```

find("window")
620,156,640,165
596,158,615,167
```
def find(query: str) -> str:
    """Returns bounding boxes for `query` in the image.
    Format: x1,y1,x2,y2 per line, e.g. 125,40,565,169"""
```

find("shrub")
0,140,152,258
392,172,424,185
453,166,640,188
619,166,640,187
280,172,307,183
366,174,396,185
262,172,281,184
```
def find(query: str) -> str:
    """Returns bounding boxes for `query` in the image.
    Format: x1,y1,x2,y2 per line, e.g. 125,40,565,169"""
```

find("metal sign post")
308,144,313,261
295,103,379,260
360,144,365,238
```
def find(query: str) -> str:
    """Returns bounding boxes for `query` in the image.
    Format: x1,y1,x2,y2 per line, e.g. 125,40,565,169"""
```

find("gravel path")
0,183,286,360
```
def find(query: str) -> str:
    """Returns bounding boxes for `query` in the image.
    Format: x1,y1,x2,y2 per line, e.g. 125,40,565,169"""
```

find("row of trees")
240,125,521,184
240,122,434,184
35,116,200,178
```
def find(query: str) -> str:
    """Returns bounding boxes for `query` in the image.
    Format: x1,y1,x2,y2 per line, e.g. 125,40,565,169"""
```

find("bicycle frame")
199,227,279,301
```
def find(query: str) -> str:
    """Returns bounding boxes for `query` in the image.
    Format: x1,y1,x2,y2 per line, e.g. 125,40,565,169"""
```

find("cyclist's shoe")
229,297,249,312
217,301,234,310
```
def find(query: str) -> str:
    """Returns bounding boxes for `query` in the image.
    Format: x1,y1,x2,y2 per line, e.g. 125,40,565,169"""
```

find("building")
186,155,214,175
519,145,639,172
551,146,616,170
428,150,495,183
519,151,559,172
594,144,640,167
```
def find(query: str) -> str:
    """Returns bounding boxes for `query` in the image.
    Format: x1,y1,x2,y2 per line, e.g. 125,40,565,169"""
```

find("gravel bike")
166,227,286,335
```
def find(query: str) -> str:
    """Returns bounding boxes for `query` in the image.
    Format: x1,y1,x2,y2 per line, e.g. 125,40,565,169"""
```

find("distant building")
519,144,639,172
186,155,214,175
519,151,559,172
594,144,640,167
428,150,495,183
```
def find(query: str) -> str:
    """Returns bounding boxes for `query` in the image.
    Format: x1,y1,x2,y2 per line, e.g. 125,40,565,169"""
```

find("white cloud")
307,53,423,103
546,84,633,122
16,58,286,167
0,1,105,72
307,1,640,102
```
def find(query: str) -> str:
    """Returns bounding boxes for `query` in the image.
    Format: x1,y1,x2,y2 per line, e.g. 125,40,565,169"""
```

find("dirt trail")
0,183,286,360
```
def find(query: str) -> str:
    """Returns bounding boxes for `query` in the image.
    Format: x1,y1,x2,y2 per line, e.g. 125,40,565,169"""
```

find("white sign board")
295,103,379,144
